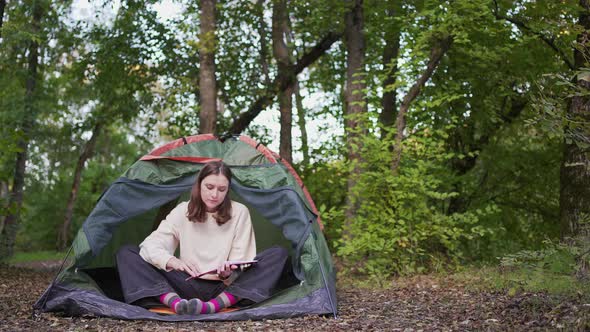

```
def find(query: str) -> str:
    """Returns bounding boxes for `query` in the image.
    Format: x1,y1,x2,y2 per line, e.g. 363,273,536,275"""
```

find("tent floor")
82,262,300,309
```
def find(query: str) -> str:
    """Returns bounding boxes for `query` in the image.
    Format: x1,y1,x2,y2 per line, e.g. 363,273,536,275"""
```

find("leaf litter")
0,264,588,331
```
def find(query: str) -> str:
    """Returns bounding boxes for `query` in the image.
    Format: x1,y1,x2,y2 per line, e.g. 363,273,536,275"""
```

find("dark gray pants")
115,245,289,305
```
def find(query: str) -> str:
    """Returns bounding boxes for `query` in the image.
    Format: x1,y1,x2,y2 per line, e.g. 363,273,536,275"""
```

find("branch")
229,31,342,134
492,0,575,70
293,31,342,74
391,35,453,172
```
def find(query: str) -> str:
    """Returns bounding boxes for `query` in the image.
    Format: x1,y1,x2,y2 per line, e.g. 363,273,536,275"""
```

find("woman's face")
200,173,229,212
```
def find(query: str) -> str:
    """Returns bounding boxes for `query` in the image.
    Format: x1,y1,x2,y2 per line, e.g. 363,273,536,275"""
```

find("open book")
184,260,258,281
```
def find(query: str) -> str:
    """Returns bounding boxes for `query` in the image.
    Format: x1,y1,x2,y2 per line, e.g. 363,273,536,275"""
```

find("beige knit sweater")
139,200,256,280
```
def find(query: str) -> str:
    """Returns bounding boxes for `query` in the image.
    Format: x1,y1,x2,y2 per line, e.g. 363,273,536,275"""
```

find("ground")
0,263,588,331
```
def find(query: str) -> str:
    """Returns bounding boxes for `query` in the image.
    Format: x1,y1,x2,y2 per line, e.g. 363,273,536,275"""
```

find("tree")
378,1,402,134
0,0,44,259
58,2,168,249
343,0,367,235
272,0,294,162
391,35,452,172
198,0,218,134
484,0,584,240
0,0,8,233
560,0,590,237
294,81,309,167
283,8,309,166
256,0,271,87
228,31,342,134
59,123,102,250
492,0,575,71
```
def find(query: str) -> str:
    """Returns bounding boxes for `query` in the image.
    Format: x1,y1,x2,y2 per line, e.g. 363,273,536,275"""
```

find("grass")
6,250,67,264
336,257,590,300
452,265,590,299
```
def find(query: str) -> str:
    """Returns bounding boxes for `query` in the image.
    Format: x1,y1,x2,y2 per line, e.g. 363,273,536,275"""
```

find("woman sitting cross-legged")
116,160,289,315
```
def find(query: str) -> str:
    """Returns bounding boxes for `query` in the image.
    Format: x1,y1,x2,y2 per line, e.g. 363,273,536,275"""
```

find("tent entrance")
72,188,301,306
82,188,296,270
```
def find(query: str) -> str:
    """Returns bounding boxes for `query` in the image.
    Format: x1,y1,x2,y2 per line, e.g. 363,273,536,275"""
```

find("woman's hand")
166,257,199,278
217,261,239,280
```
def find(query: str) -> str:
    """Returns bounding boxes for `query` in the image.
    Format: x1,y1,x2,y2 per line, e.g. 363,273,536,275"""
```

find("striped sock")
184,291,239,315
159,292,185,313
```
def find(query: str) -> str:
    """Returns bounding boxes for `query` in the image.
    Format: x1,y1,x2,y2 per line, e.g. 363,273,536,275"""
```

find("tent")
34,134,337,321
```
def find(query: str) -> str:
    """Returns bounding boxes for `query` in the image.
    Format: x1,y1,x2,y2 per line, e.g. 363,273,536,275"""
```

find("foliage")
457,114,562,260
454,228,590,299
452,219,590,298
0,0,585,274
330,121,493,278
530,70,590,150
500,217,590,280
15,128,143,251
500,240,577,274
301,160,347,249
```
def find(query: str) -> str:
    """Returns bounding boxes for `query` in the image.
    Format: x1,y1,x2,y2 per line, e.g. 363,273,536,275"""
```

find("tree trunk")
391,36,452,172
379,4,402,136
285,12,309,167
0,2,43,259
560,0,590,238
273,0,293,163
256,0,271,86
198,0,217,134
229,31,342,134
0,181,8,235
295,80,309,167
58,122,103,250
343,0,367,236
0,0,6,38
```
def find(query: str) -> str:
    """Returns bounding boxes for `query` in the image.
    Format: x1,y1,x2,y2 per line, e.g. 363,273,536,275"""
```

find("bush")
331,126,493,277
500,221,590,283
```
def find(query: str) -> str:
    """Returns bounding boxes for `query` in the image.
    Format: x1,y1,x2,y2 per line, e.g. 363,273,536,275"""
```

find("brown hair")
186,160,233,225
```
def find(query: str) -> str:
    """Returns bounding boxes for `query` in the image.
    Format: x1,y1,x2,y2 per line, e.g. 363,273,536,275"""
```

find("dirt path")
0,265,587,331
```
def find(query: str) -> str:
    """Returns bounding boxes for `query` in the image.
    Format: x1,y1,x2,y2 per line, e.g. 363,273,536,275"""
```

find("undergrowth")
337,230,590,300
6,250,67,264
453,232,590,299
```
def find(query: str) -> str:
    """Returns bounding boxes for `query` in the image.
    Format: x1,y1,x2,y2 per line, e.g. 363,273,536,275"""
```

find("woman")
116,160,289,315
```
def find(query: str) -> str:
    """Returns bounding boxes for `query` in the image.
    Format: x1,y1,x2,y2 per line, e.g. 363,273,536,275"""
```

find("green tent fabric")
34,134,337,321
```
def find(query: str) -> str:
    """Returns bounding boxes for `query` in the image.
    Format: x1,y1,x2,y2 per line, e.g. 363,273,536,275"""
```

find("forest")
1,0,590,328
0,0,590,331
